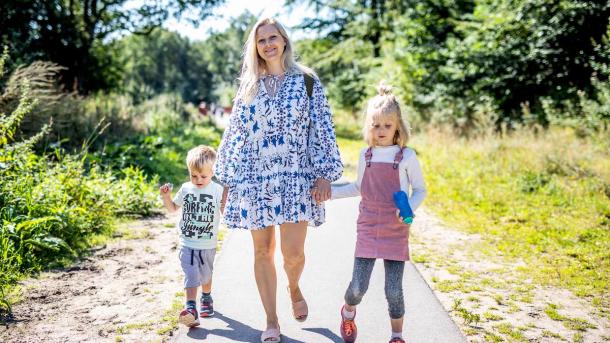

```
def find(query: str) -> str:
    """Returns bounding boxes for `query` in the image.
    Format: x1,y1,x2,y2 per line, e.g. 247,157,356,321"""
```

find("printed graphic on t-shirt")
181,193,216,239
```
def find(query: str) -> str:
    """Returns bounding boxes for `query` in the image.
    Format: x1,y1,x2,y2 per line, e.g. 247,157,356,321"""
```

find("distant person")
214,17,343,342
198,101,208,116
159,145,227,327
330,82,427,343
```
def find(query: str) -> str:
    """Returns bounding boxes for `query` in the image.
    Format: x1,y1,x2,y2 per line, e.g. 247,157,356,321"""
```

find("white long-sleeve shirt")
331,145,427,211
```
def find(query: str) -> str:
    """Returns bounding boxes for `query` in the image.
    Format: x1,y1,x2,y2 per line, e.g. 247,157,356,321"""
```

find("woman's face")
256,24,286,65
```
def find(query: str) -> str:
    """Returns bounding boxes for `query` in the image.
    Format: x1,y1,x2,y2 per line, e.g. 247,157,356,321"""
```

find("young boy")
159,145,226,327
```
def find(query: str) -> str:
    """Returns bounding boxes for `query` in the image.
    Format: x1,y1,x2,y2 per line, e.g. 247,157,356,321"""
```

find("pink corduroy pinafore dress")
355,147,410,261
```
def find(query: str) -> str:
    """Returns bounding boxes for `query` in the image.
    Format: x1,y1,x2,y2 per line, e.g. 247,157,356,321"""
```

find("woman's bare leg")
279,221,308,302
251,226,279,329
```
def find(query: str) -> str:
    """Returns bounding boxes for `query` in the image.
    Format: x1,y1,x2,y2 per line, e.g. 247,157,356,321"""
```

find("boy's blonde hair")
236,17,315,104
186,145,216,172
363,82,411,147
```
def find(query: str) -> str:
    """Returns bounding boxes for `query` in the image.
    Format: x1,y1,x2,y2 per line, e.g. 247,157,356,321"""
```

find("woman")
214,17,343,342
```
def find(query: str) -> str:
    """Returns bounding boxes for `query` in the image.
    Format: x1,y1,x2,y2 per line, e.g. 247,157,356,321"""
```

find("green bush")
0,51,158,315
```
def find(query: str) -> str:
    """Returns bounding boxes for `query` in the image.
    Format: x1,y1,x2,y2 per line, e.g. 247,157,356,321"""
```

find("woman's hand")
311,178,331,203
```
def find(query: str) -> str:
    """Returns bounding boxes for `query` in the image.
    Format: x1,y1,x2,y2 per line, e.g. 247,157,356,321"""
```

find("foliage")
0,52,157,315
412,128,610,308
293,0,610,133
119,29,214,104
0,0,224,93
196,12,257,106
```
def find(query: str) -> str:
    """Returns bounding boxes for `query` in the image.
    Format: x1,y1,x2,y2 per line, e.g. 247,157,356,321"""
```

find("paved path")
209,112,229,128
173,197,465,343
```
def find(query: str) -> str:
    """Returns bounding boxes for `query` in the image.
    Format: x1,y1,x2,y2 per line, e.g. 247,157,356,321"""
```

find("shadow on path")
185,311,306,342
302,327,343,342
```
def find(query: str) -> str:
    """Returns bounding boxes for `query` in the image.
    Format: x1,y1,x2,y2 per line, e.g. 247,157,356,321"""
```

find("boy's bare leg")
186,287,198,302
201,280,212,293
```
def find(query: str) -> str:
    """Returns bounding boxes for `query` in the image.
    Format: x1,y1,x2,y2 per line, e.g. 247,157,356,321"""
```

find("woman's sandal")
260,326,281,342
287,286,308,322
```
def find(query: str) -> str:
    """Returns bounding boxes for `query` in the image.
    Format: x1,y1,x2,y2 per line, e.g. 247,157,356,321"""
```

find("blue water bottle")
393,191,414,224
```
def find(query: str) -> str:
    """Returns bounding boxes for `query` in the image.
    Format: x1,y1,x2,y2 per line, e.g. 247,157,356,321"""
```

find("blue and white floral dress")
214,68,343,230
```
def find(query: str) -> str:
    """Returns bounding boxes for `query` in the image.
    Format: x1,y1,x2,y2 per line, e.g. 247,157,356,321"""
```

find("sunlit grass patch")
336,136,364,181
157,295,182,335
483,311,503,321
411,128,609,307
452,298,481,325
542,330,566,341
544,303,597,331
494,322,527,341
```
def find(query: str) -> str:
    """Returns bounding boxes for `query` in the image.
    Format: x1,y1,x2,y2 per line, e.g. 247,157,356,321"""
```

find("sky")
162,0,317,41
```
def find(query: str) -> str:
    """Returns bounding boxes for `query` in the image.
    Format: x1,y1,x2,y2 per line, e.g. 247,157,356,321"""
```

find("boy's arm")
162,195,179,213
159,183,179,213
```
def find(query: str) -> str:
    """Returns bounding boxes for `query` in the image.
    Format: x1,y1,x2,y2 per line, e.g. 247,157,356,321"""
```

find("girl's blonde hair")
236,17,314,104
363,82,411,147
186,145,216,172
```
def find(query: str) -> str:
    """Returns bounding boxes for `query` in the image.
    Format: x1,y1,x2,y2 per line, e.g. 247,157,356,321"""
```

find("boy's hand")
159,183,173,197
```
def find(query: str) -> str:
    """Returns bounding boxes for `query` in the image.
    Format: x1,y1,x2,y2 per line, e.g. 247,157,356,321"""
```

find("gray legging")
344,257,405,319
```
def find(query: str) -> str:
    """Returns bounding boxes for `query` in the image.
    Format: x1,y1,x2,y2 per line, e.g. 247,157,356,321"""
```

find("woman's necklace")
263,71,286,98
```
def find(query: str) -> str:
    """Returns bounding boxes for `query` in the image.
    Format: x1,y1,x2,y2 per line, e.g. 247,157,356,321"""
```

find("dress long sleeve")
331,149,365,199
217,69,345,229
307,77,343,182
214,99,246,187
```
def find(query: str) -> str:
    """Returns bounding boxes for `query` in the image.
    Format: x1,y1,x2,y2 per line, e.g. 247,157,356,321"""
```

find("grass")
393,128,609,307
484,330,504,342
157,293,183,335
542,330,566,341
335,125,608,340
544,303,597,331
483,311,503,321
494,322,526,341
452,298,481,325
336,136,363,180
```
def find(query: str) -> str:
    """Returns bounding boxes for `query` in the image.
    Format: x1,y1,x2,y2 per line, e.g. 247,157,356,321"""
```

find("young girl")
331,82,427,343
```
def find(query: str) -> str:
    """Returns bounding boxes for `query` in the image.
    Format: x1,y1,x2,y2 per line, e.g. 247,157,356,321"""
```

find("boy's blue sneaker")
179,307,200,327
200,300,214,317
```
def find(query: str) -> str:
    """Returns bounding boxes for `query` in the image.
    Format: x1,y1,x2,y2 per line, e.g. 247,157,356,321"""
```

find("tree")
0,0,224,93
196,11,257,105
120,29,214,103
288,0,408,57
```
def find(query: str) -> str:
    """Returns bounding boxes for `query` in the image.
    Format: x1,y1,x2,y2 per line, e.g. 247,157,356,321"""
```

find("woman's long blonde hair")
235,17,314,104
363,82,411,147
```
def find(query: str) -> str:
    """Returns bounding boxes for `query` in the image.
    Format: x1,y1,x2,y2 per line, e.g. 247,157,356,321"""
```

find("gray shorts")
179,246,216,288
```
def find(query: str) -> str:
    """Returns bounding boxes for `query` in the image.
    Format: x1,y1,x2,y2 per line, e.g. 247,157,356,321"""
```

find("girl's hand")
311,178,331,203
396,209,411,226
159,183,173,197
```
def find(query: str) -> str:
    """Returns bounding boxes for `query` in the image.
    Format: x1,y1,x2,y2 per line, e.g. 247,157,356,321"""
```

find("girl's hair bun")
377,81,393,96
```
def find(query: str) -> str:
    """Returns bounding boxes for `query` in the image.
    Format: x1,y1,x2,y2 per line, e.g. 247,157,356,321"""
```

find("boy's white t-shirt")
172,181,224,250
